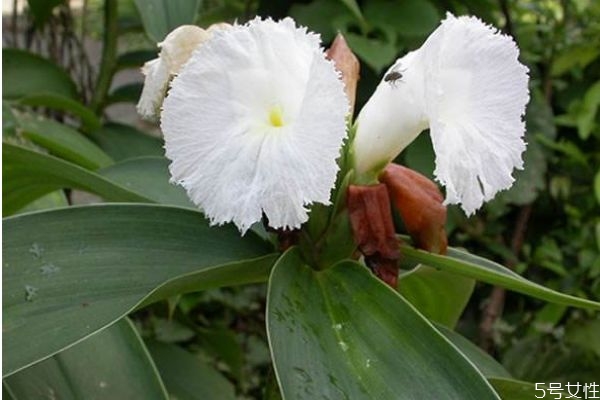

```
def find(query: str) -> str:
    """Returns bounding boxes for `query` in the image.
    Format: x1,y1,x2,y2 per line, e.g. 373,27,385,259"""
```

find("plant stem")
90,0,118,115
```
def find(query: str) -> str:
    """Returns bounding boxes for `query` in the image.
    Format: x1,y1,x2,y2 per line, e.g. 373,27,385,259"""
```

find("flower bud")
380,164,447,254
326,33,360,115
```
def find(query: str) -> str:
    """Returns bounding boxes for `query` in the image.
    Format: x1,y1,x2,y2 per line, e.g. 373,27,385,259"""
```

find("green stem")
91,0,118,115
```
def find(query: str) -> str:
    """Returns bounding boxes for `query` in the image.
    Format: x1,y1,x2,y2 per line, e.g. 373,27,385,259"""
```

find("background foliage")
3,0,600,397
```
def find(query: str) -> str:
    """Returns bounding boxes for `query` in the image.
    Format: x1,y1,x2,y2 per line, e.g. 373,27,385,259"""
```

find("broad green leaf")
98,157,192,208
17,93,101,131
551,44,600,77
2,49,77,100
435,325,511,379
16,191,68,215
133,0,201,42
267,249,500,399
17,115,113,169
106,83,144,105
4,319,168,400
289,0,353,43
364,0,439,37
3,101,17,137
116,50,157,71
489,379,550,400
3,204,277,376
147,341,236,400
337,0,365,28
399,265,475,328
344,28,397,72
400,244,600,310
89,123,163,161
3,143,148,215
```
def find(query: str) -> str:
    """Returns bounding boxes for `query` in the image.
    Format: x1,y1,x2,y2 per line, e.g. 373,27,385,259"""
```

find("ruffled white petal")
422,14,529,214
161,17,348,233
137,24,227,121
137,58,169,120
354,13,529,214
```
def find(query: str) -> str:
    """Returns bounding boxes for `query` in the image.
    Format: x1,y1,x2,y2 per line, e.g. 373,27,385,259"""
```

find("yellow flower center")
268,105,284,127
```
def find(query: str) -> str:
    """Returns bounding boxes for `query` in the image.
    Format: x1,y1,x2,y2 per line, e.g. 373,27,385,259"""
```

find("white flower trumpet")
353,13,530,215
161,17,349,233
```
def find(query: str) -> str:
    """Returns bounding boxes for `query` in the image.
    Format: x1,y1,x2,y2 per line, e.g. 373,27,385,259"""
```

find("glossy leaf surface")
3,204,275,376
267,249,500,399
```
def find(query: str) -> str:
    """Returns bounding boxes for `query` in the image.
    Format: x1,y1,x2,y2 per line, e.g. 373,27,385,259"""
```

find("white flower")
353,13,530,215
137,24,228,120
161,17,349,233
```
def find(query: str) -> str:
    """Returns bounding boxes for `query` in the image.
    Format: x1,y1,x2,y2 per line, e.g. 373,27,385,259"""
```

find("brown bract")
326,33,360,115
380,164,448,254
347,184,400,287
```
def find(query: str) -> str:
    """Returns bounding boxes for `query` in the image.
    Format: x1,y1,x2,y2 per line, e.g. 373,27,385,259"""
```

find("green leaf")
3,143,148,215
98,157,191,208
116,50,157,71
489,379,554,400
15,191,68,215
106,83,144,105
400,244,600,310
3,101,18,137
435,325,512,379
2,49,77,100
344,28,397,72
147,341,236,400
337,0,366,28
289,0,353,43
89,123,163,161
399,265,475,328
17,115,113,170
3,203,277,376
363,0,439,37
17,93,101,131
133,0,201,42
4,319,169,400
551,44,600,77
267,249,500,399
98,157,192,208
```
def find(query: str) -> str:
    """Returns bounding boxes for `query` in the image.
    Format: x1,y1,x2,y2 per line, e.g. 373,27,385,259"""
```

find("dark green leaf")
133,0,202,42
106,83,144,105
116,50,157,71
3,204,276,376
267,249,500,399
399,265,475,328
17,93,101,131
15,191,68,215
3,143,148,215
364,0,439,38
289,0,353,43
489,379,556,400
17,115,113,169
4,319,168,399
2,49,77,100
400,244,600,310
98,157,192,208
147,341,236,400
3,101,18,137
89,123,163,161
435,325,512,379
